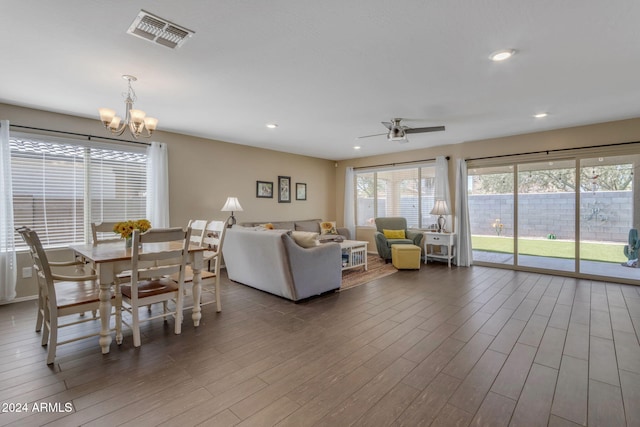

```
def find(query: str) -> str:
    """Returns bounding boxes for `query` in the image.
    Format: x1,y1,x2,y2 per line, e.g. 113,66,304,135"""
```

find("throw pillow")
291,231,319,248
320,221,338,235
383,229,406,239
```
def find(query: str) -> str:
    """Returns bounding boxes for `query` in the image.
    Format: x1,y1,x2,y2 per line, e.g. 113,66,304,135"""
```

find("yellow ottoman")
391,244,421,270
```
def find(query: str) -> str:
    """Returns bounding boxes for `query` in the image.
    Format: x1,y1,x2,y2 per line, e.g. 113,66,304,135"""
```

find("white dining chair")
17,227,118,365
115,227,191,347
91,221,124,245
178,220,227,313
16,226,97,333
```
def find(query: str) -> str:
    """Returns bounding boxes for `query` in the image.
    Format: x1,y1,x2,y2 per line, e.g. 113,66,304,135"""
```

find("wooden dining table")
69,241,206,354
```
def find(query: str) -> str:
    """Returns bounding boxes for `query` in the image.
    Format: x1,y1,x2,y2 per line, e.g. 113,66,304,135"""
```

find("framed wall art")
256,180,273,198
278,176,291,203
296,183,307,201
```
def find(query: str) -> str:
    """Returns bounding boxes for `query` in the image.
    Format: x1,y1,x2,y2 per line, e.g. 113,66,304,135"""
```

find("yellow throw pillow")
320,221,338,235
383,229,406,239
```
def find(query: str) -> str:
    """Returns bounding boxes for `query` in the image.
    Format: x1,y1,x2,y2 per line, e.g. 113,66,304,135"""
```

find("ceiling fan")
358,118,445,143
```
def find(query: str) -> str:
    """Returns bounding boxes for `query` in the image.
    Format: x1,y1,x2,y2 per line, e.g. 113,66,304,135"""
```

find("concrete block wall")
469,191,632,242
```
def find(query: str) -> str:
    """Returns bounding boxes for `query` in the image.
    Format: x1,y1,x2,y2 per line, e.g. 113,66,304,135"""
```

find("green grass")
472,235,626,263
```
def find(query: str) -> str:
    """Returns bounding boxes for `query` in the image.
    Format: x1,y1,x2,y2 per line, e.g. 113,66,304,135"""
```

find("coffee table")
340,240,368,271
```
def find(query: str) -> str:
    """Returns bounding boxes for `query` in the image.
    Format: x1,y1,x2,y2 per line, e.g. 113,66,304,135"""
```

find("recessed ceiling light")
533,113,548,118
353,146,361,150
266,123,278,129
489,49,516,62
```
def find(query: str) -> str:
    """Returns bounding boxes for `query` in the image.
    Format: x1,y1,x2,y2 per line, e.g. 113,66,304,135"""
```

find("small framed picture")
256,181,273,198
296,183,307,201
278,176,291,203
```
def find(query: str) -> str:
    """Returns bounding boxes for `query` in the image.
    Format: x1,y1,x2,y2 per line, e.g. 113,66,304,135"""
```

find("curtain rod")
466,140,640,162
6,124,151,146
353,155,450,170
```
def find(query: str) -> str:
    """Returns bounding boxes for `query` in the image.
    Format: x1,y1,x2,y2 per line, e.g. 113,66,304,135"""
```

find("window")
11,134,147,249
355,164,436,228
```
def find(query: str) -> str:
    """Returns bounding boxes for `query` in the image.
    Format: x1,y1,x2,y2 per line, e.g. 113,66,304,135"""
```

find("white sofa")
222,227,342,301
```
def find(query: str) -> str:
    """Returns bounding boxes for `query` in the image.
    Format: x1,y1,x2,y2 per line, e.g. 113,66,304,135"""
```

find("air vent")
127,10,194,49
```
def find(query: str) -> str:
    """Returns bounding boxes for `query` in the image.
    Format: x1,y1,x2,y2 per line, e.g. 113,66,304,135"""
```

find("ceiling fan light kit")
387,119,408,142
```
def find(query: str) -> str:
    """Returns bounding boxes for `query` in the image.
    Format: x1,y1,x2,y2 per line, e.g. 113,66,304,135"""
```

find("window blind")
11,135,147,249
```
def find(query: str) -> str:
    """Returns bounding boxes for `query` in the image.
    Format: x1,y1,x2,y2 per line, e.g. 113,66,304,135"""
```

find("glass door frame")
467,145,639,285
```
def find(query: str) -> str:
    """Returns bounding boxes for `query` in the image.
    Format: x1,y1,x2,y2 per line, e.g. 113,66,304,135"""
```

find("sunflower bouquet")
113,219,152,239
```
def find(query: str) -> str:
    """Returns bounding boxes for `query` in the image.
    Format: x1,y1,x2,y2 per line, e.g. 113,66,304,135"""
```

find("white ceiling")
2,1,640,160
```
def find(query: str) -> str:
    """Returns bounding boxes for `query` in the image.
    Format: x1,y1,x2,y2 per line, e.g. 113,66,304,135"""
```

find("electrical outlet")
22,267,32,278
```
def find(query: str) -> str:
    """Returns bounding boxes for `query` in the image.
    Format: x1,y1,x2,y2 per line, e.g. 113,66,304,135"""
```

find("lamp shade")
221,197,243,212
430,199,450,216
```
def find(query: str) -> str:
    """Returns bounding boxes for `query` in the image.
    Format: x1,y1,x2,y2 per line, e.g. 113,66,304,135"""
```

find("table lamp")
430,199,450,232
221,196,243,227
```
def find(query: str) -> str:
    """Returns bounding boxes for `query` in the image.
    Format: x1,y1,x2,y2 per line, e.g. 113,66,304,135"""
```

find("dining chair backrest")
130,227,192,298
91,221,123,245
16,227,57,312
203,220,226,261
21,228,55,298
187,219,208,247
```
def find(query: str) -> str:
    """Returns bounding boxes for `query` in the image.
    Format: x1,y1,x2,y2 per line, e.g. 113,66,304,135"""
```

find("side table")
423,232,456,267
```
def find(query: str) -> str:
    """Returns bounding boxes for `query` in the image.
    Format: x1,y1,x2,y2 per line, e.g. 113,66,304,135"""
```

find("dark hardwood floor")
1,264,639,426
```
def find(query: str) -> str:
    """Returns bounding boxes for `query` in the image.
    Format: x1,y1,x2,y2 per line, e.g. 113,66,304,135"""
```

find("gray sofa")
222,227,342,301
239,219,351,240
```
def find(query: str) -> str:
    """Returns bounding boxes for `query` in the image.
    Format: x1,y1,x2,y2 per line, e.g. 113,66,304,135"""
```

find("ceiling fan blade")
356,132,387,139
405,125,446,134
381,121,392,130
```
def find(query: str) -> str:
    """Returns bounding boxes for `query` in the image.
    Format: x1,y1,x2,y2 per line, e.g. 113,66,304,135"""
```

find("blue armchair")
374,217,422,262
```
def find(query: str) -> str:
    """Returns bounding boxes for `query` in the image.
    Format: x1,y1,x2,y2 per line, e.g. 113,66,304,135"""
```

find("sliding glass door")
517,160,575,272
468,165,514,265
468,150,640,283
579,155,635,280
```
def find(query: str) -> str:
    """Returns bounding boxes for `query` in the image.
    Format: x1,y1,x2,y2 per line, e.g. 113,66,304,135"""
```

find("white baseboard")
0,295,38,305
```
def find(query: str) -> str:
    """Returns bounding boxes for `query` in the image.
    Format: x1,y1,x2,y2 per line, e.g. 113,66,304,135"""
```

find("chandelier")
98,75,158,139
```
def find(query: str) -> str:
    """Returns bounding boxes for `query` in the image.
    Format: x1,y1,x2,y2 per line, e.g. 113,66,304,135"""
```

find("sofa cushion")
291,231,319,248
320,221,338,235
385,238,414,246
295,220,321,233
271,221,296,230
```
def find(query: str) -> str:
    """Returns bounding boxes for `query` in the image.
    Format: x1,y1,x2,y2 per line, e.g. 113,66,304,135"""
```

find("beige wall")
1,103,337,299
335,118,640,248
4,101,640,299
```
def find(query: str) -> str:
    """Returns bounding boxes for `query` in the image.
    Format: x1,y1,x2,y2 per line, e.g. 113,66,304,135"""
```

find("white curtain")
344,167,355,239
434,156,452,230
455,159,473,266
0,120,16,301
146,142,170,228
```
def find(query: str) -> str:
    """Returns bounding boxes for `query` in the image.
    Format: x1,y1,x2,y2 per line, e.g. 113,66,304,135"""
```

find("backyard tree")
472,164,632,194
